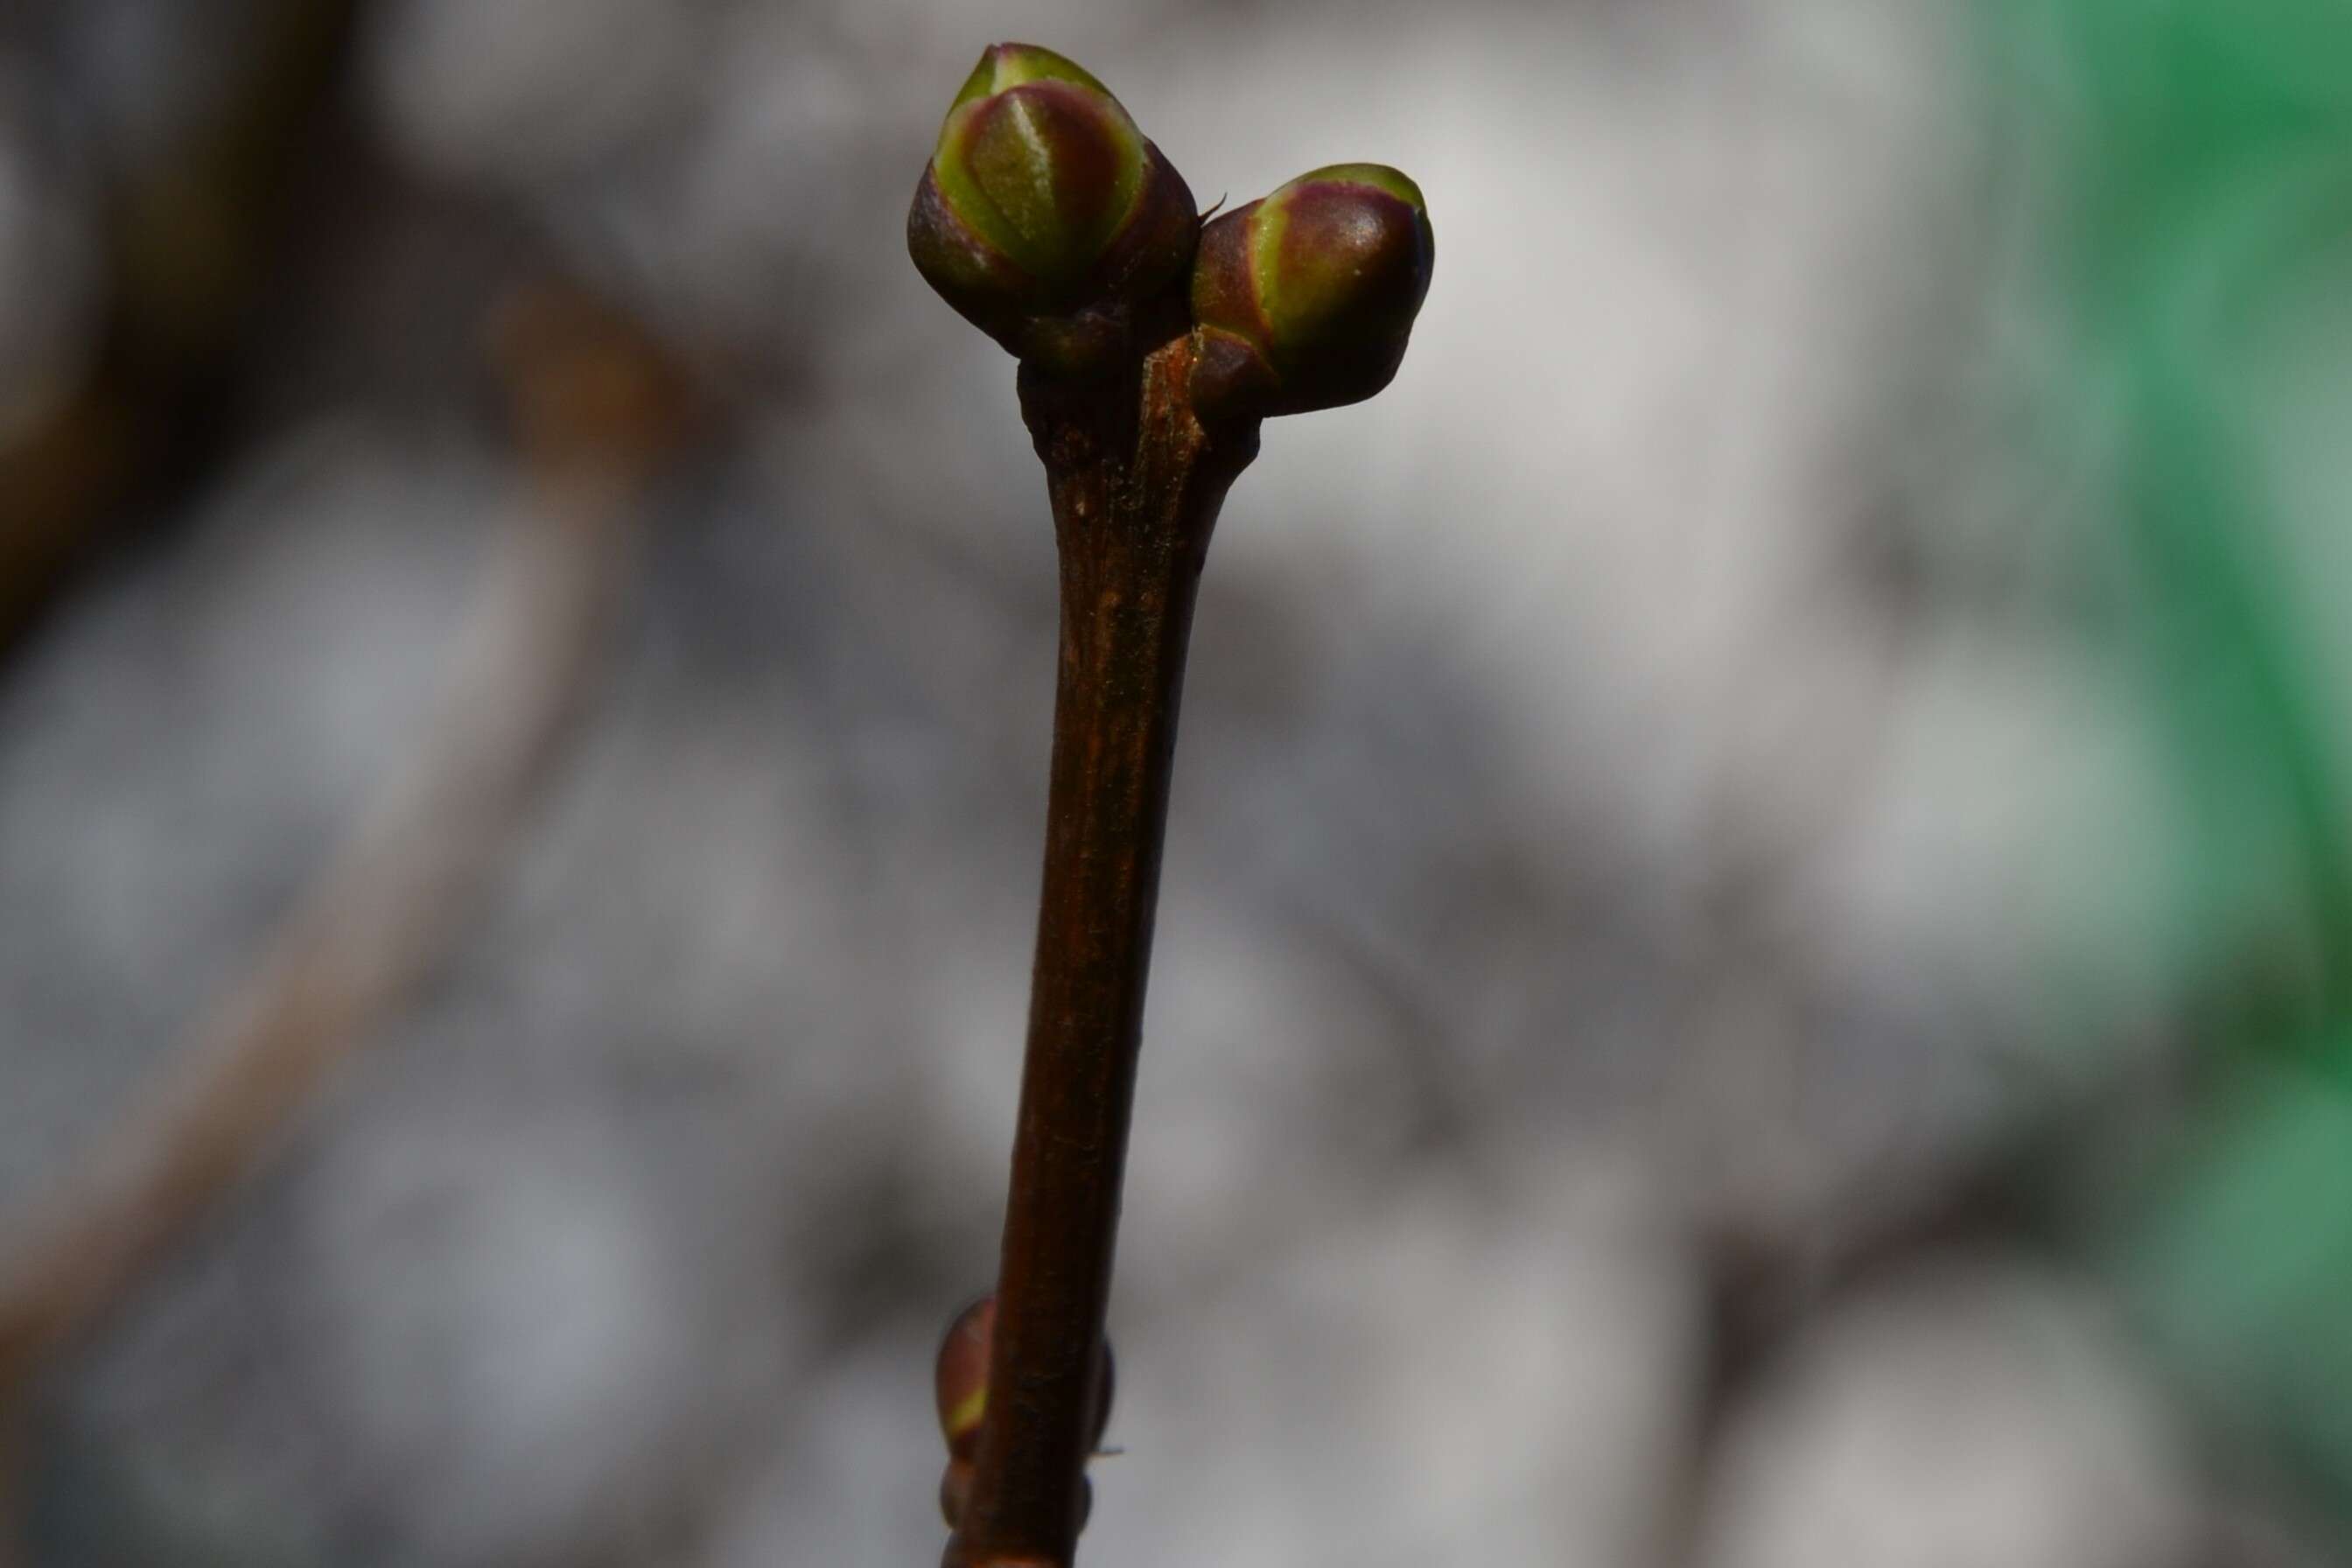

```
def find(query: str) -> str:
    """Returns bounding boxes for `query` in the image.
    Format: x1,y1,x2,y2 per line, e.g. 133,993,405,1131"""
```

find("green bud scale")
1189,163,1434,419
908,44,1198,374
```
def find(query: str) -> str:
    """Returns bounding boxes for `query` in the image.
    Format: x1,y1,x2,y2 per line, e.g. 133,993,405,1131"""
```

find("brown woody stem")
947,332,1256,1568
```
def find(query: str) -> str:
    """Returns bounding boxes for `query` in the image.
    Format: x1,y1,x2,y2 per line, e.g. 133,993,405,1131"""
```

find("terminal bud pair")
908,45,1434,419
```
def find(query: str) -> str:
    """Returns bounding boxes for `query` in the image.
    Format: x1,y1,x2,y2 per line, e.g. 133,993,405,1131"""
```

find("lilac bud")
909,44,1197,374
1189,163,1433,418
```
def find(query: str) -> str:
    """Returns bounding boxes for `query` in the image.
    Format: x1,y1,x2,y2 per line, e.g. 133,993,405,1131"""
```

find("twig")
948,335,1257,1568
910,45,1432,1564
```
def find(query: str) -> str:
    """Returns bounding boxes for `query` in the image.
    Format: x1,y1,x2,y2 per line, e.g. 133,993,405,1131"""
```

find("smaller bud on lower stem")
934,1293,998,1462
1189,163,1434,420
934,1292,1116,1456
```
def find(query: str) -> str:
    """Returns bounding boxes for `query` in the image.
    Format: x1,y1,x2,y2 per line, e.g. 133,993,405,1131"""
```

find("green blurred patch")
1978,0,2352,1530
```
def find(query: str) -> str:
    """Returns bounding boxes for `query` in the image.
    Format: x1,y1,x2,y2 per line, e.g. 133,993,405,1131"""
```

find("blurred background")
2,0,2349,1563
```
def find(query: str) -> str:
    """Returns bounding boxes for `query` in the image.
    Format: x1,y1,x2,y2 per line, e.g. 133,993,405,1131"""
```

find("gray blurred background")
2,0,2347,1564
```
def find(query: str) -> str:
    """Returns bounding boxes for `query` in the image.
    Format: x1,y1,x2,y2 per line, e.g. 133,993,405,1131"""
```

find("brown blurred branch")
0,287,687,1547
1642,1045,2172,1567
0,0,366,654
